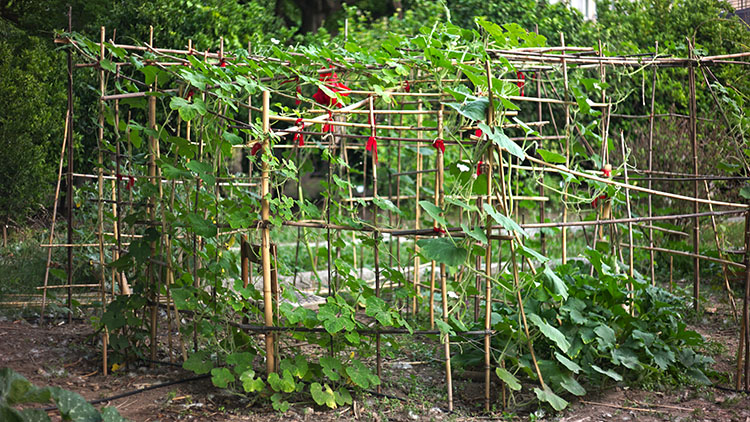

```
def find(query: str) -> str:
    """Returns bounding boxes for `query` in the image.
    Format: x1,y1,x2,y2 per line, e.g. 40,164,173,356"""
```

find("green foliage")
0,20,64,224
0,368,129,422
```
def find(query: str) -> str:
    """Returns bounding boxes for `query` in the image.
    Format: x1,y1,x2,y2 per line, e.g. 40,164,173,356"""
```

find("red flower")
250,143,263,156
403,80,411,93
433,227,446,235
476,160,484,176
516,71,525,97
366,136,378,164
601,167,611,178
294,118,305,146
321,111,334,133
187,89,195,100
592,194,608,208
313,69,350,108
219,58,227,68
474,128,483,138
432,138,445,154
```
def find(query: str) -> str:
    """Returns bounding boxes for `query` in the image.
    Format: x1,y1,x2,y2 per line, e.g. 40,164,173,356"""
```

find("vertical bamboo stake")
429,112,440,329
483,59,495,413
148,26,159,365
703,180,738,322
96,26,109,375
647,42,658,286
413,100,423,315
560,33,570,264
436,106,452,412
369,96,383,393
739,209,750,390
688,41,700,312
261,90,275,374
41,113,69,322
621,133,634,280
65,5,75,325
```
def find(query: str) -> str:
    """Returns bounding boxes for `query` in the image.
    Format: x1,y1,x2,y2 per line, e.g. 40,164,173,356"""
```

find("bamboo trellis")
38,21,750,412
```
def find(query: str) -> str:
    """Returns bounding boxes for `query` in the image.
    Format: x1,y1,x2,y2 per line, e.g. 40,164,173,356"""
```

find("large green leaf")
543,266,568,301
443,97,489,121
591,364,623,381
49,387,101,422
495,368,521,391
0,368,50,406
534,386,568,411
528,313,570,353
310,382,337,408
478,123,525,160
538,149,566,164
416,238,468,267
483,203,528,238
345,360,380,390
210,367,234,388
419,200,448,227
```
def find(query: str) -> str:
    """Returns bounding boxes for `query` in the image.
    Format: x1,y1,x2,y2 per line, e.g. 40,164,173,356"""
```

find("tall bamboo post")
739,209,750,390
147,26,159,364
41,113,69,322
560,33,570,264
647,42,658,286
65,5,75,325
688,42,700,312
96,26,109,375
434,105,452,411
261,90,275,374
369,96,383,393
621,133,634,280
483,60,494,413
413,101,423,315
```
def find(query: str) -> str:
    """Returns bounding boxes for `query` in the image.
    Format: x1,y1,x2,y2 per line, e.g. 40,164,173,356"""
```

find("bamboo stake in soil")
147,26,159,366
65,5,75,325
261,90,275,374
688,41,700,312
483,59,494,413
430,106,452,410
369,96,383,394
41,113,69,322
647,42,658,286
739,209,750,390
96,26,109,375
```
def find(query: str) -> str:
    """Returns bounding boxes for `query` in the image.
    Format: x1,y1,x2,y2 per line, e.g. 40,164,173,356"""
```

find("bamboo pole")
369,96,383,393
688,41,701,312
40,112,69,322
647,42,658,286
147,26,160,365
739,210,750,390
561,33,570,265
65,5,74,325
524,155,747,209
96,26,109,375
413,100,423,316
483,59,495,413
621,133,634,280
261,90,275,374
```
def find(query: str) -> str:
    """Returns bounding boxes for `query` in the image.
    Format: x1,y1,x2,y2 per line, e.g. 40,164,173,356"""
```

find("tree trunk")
291,0,342,34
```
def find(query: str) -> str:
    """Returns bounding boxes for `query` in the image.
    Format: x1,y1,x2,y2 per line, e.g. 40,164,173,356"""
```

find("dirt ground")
1,305,749,421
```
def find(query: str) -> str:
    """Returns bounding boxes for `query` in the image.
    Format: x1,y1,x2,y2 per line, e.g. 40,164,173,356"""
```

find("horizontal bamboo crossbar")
620,243,745,269
525,155,749,208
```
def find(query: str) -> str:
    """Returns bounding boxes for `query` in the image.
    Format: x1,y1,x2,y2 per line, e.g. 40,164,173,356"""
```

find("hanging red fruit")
516,71,525,97
313,68,350,108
